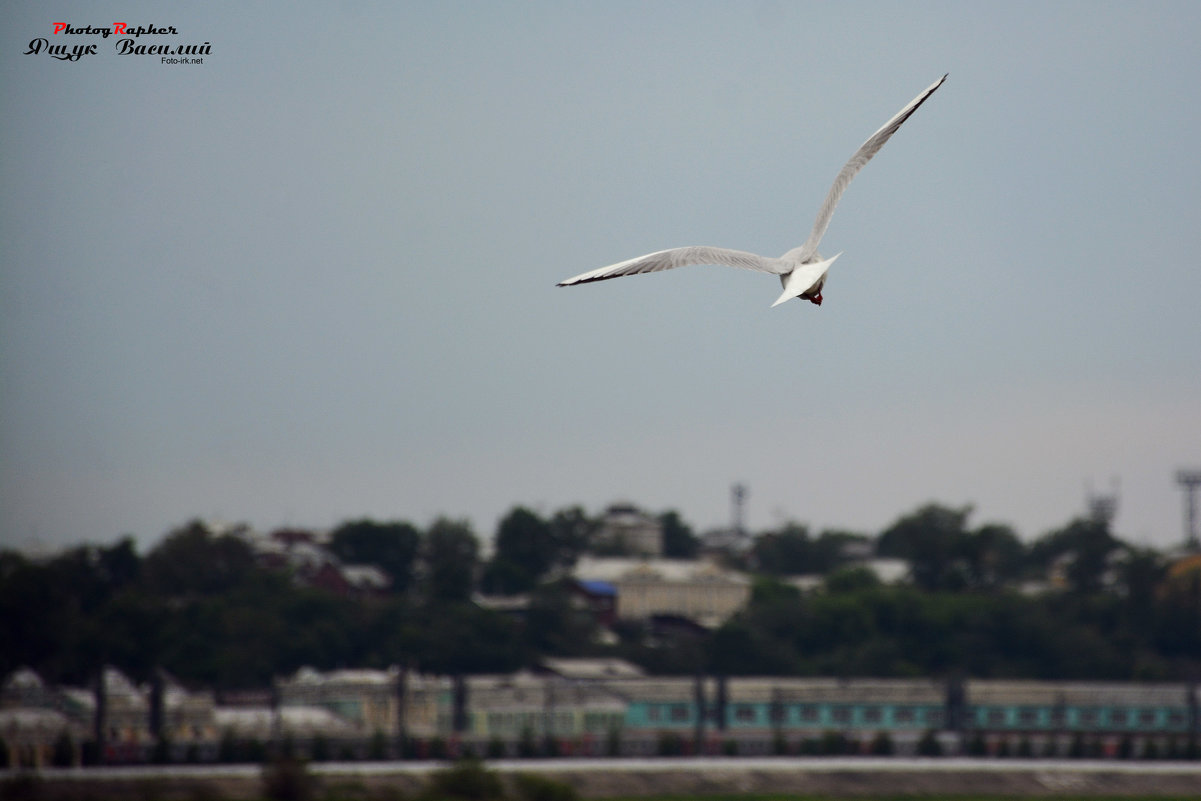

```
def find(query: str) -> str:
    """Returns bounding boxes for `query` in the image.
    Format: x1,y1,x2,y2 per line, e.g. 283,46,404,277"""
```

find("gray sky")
3,1,1199,554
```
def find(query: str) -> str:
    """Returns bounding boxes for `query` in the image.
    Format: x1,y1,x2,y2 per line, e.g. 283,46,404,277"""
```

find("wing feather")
784,74,946,265
557,245,785,286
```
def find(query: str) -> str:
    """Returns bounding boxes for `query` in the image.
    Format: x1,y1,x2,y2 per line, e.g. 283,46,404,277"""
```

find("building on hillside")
230,524,391,597
573,556,750,627
700,526,752,555
595,504,663,557
569,580,617,629
307,562,391,597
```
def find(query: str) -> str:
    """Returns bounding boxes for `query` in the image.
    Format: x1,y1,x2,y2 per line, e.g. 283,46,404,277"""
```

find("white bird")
557,74,946,307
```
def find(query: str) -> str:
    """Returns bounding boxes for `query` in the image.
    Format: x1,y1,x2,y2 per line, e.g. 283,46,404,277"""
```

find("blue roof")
577,579,616,596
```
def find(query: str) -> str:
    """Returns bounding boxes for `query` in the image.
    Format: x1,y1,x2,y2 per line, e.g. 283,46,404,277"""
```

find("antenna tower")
1086,478,1119,526
1176,469,1201,551
731,483,748,538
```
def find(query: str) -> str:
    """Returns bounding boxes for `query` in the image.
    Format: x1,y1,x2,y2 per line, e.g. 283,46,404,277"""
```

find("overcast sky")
3,1,1199,555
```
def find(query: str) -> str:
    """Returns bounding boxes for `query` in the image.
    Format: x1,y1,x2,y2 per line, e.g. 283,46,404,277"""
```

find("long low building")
4,662,1199,764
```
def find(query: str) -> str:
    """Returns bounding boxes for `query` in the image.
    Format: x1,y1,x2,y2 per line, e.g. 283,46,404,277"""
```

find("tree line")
1,502,1198,690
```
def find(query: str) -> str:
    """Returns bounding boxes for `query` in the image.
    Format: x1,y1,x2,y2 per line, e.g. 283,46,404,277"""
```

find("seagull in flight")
557,74,946,307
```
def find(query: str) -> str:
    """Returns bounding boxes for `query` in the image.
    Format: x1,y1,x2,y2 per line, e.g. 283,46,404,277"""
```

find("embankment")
7,757,1201,799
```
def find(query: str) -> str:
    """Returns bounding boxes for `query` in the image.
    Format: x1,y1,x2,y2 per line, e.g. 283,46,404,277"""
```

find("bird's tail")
771,253,840,307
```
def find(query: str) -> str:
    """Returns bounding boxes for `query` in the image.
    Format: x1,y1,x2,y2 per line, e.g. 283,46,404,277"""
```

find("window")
799,705,819,723
1138,710,1157,727
831,706,851,724
1079,709,1098,727
647,706,661,722
926,709,944,727
863,706,882,723
1018,707,1039,726
1109,709,1128,727
987,708,1006,726
670,705,690,722
894,707,915,724
735,705,755,722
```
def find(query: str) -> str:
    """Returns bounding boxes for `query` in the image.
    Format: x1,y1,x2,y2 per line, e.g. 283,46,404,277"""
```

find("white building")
595,504,663,557
573,556,751,627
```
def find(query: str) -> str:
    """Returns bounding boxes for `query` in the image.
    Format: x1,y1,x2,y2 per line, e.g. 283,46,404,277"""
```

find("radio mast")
1176,469,1201,551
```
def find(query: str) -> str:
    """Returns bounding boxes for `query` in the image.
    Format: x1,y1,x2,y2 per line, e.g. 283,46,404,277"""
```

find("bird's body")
557,74,947,307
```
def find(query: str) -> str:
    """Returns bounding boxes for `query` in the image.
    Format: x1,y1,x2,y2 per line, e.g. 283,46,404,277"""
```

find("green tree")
962,524,1024,589
1064,521,1121,595
752,523,811,575
1156,559,1201,660
328,519,421,594
1119,548,1164,636
417,603,523,676
660,510,699,558
422,519,479,603
1027,517,1121,594
0,551,65,679
548,506,595,566
96,536,142,591
877,503,974,591
706,619,798,675
484,507,554,594
825,565,882,594
523,582,594,655
810,530,870,574
143,520,256,597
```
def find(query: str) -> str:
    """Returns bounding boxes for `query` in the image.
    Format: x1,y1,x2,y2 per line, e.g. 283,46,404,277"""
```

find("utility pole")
148,668,165,762
452,674,468,736
92,668,107,766
395,664,408,759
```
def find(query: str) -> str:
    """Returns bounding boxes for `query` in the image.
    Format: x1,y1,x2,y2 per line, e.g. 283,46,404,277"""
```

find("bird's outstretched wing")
784,74,946,266
557,245,785,286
